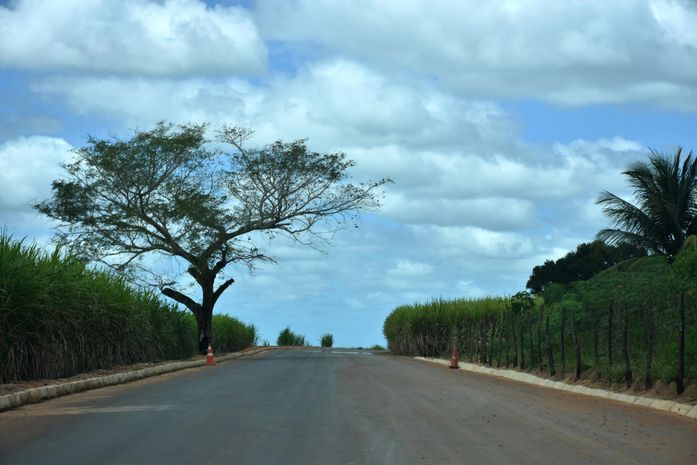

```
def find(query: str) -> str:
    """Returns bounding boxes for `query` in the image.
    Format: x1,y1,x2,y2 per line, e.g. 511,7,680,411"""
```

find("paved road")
1,349,695,465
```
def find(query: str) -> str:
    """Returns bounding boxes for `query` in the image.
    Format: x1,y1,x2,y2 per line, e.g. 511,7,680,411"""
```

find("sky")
1,0,697,347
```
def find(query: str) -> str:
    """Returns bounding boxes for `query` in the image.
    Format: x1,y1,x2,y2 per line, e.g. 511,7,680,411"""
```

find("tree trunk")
161,285,211,355
677,291,686,395
571,308,582,380
198,280,216,354
546,314,556,376
622,304,632,388
195,310,212,354
161,273,234,355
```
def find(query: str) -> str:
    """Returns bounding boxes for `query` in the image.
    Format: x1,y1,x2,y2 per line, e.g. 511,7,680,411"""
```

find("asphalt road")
1,349,695,465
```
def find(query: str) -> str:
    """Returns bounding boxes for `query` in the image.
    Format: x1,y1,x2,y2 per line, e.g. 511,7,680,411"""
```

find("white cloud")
651,0,697,48
254,0,697,109
31,76,262,127
456,280,486,299
387,259,434,278
411,225,537,260
27,59,646,247
0,136,73,211
0,136,74,233
29,59,516,151
382,194,537,230
0,0,266,76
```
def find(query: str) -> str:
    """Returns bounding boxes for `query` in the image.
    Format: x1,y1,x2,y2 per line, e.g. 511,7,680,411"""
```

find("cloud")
412,225,537,260
651,0,697,48
0,135,74,232
28,59,646,242
254,0,697,109
0,0,266,76
381,194,537,230
29,59,516,150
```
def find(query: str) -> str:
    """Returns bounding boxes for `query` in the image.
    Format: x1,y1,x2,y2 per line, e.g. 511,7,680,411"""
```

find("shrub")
277,327,306,346
320,333,334,347
212,314,258,353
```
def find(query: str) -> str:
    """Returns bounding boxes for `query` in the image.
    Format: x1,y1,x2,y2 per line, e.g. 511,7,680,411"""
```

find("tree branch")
212,278,235,306
161,287,201,313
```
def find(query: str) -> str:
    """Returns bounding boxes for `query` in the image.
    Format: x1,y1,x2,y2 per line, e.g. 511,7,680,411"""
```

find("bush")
277,327,306,346
320,333,334,347
212,314,258,353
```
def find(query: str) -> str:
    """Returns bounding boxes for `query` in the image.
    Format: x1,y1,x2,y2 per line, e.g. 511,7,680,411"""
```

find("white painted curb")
0,347,276,412
414,356,697,420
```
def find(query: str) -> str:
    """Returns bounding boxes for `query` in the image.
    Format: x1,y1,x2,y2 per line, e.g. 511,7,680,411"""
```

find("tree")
526,240,645,293
36,122,389,352
596,148,697,258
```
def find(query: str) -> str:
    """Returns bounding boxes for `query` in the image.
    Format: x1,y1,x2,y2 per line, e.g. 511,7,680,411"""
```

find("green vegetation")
0,235,256,382
320,333,334,347
36,122,387,353
526,241,645,293
384,249,697,393
211,315,258,354
596,148,697,258
386,148,697,395
370,344,386,351
277,327,306,346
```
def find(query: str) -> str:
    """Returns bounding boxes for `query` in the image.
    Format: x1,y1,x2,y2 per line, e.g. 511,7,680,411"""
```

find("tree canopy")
36,122,389,351
596,148,697,258
526,240,645,294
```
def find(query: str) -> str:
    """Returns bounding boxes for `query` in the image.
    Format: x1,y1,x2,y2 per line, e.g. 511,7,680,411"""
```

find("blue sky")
2,0,697,347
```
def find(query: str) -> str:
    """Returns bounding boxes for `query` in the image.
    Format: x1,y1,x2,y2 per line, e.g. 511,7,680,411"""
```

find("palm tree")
596,148,697,259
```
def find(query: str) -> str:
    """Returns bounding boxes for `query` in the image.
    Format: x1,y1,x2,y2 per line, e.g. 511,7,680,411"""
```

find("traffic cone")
449,347,459,369
206,344,215,366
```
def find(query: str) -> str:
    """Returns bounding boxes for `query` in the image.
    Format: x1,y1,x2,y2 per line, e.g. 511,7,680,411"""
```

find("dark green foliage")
212,315,258,354
277,327,306,346
597,148,697,258
384,251,696,393
320,333,334,348
526,241,645,293
0,235,256,382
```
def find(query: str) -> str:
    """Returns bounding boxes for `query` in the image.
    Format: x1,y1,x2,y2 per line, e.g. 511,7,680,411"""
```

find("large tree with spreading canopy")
37,122,389,352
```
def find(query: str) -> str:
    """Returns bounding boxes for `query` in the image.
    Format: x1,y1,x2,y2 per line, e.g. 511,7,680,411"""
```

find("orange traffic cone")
449,348,459,369
206,344,215,366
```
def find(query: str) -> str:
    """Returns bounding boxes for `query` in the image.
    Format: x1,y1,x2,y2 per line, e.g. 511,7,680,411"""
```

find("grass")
320,333,333,347
277,327,306,346
0,234,256,382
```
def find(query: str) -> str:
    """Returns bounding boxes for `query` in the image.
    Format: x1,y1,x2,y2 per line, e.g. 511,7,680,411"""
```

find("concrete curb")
0,347,276,413
414,356,697,420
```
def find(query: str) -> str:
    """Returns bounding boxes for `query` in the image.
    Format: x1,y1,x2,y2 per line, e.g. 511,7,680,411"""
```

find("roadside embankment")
0,346,281,412
415,356,697,420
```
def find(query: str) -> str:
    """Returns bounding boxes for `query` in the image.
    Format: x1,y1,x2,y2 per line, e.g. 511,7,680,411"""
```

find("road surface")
1,349,695,465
